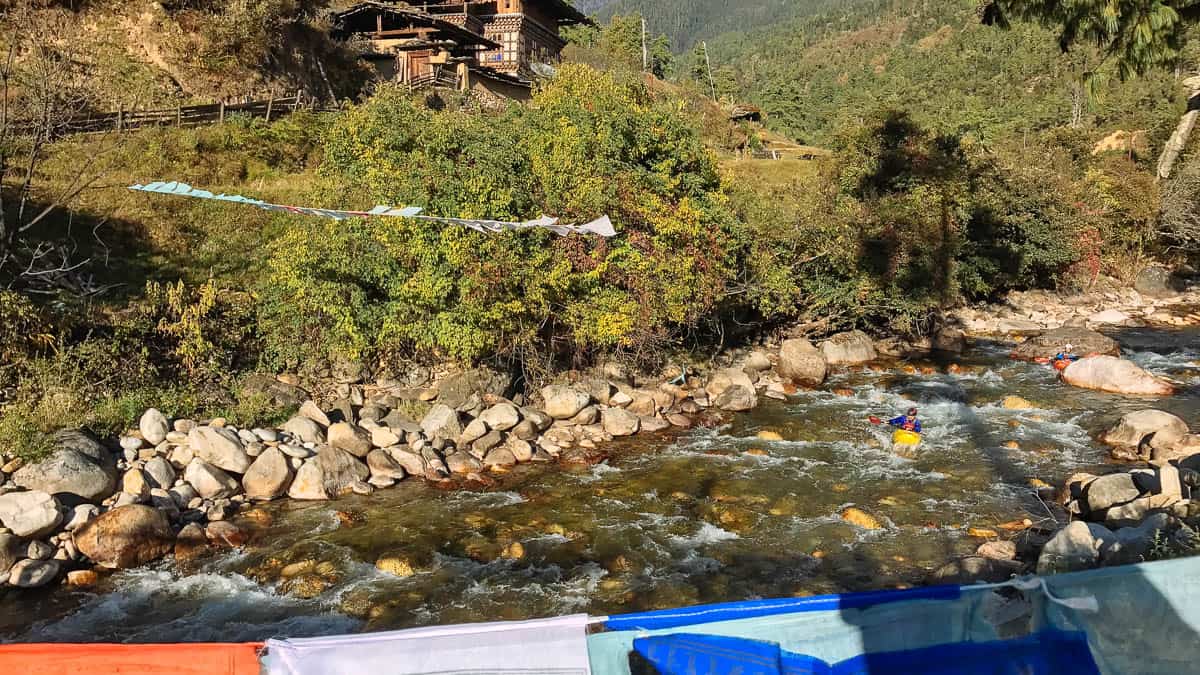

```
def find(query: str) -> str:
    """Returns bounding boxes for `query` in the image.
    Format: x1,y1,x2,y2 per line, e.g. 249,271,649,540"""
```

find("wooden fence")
41,92,318,136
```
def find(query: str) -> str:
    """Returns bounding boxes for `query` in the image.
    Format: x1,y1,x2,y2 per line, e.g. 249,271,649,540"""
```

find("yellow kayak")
892,429,922,446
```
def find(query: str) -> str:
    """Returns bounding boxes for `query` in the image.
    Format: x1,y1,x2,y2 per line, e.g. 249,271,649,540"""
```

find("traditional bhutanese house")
332,1,591,100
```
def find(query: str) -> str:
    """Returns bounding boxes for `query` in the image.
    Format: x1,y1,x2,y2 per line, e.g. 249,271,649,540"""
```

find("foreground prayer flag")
128,182,616,237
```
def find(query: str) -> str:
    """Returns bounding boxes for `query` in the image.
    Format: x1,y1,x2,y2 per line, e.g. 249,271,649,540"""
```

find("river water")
2,328,1198,643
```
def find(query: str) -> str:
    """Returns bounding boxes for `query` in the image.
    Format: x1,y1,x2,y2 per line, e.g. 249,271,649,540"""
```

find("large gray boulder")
1011,326,1120,361
12,430,116,502
601,408,640,437
183,459,241,499
366,449,407,481
386,447,427,477
540,386,592,420
282,416,326,444
820,330,877,365
1134,266,1179,298
777,338,827,385
1062,356,1175,396
1102,410,1190,451
139,409,169,446
327,422,372,458
478,403,521,432
421,404,463,441
287,460,328,501
8,559,60,587
1037,521,1108,574
1083,473,1144,515
74,504,174,569
143,457,176,490
241,447,293,501
0,490,62,539
187,426,251,474
317,445,370,497
714,384,758,412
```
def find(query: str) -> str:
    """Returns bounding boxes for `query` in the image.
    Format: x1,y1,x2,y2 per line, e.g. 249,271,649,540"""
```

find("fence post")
219,100,225,124
116,104,123,134
265,97,273,122
176,104,182,127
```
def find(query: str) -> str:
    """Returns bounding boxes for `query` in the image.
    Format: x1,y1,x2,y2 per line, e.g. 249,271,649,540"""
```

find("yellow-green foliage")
263,66,738,366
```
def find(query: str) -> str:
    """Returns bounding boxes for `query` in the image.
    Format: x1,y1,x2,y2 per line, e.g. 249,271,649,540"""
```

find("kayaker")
888,407,922,433
1053,343,1079,363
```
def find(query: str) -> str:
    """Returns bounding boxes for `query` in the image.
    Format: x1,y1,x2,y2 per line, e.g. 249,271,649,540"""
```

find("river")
2,327,1198,643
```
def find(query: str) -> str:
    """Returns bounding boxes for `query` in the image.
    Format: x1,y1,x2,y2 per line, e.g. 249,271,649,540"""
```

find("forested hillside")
590,0,874,51
703,0,1196,146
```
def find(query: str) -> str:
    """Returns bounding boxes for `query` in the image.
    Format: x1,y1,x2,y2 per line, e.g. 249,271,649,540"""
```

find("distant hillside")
592,0,873,51
703,0,1191,146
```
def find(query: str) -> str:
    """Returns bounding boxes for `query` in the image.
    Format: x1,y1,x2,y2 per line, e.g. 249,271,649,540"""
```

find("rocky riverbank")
0,277,1198,602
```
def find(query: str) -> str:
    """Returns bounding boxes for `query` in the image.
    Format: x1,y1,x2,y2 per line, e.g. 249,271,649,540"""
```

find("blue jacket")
889,416,922,433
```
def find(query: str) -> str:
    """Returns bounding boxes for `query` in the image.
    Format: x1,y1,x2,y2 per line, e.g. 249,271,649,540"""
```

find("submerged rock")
840,507,882,530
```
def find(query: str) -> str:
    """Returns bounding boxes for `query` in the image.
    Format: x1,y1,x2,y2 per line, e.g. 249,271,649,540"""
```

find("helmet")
907,407,918,416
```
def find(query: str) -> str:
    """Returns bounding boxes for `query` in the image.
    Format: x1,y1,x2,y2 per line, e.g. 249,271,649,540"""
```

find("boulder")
74,505,175,569
478,403,521,431
8,559,60,587
997,318,1043,335
0,490,62,538
741,351,773,377
12,430,116,502
1010,327,1119,361
601,408,640,437
387,447,427,477
1099,513,1172,565
567,405,600,426
0,533,25,575
420,404,463,441
932,327,966,353
143,457,176,490
1083,473,1143,514
929,556,1022,584
240,374,309,409
317,445,370,497
1134,266,1179,298
282,416,326,445
139,409,169,446
174,522,209,562
437,367,512,409
1087,309,1135,326
368,425,402,449
242,447,293,501
287,460,328,501
183,459,241,499
121,469,151,501
298,400,332,427
976,540,1018,561
820,330,877,365
1037,521,1107,574
1102,410,1189,451
714,385,757,412
483,447,518,468
327,422,372,458
506,438,533,462
540,385,592,420
366,449,407,481
445,451,483,474
1155,434,1200,462
187,426,251,474
706,368,756,399
1062,356,1175,396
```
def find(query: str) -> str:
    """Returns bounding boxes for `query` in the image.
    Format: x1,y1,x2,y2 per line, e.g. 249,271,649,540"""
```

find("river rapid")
2,327,1198,643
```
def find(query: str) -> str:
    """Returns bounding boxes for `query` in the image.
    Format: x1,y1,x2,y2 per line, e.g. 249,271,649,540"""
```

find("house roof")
422,0,593,26
332,2,500,49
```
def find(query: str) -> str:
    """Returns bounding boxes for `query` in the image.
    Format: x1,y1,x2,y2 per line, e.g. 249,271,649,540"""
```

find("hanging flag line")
128,181,617,237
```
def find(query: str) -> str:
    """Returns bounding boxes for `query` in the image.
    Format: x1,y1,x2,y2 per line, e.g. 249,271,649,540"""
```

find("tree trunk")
1157,86,1200,180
